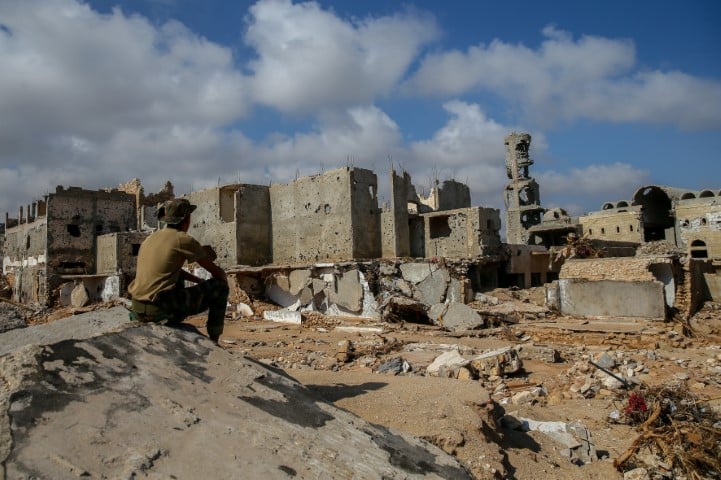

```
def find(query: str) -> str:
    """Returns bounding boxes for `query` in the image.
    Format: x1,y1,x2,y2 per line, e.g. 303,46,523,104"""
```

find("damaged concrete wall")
236,184,272,266
349,168,381,260
579,207,644,243
418,179,472,212
188,184,272,268
187,186,242,268
96,232,148,276
46,187,137,277
270,168,380,264
557,257,675,319
381,170,412,258
675,198,721,258
2,217,47,303
422,207,501,259
505,244,552,288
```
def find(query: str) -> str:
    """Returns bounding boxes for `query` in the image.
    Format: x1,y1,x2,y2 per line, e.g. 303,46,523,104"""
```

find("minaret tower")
504,132,544,244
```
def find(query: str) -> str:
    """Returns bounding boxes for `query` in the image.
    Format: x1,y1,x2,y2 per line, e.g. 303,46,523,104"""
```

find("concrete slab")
559,279,665,319
399,262,438,284
428,302,484,332
329,269,363,313
415,268,449,305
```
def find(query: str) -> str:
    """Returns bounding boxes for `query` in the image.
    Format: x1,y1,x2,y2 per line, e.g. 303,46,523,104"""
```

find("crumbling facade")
504,133,545,244
3,186,137,304
581,186,721,258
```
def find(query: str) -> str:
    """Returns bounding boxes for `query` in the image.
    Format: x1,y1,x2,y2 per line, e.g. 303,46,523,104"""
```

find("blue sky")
1,0,720,224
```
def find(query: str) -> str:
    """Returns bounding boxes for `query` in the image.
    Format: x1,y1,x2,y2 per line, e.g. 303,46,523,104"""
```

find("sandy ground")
188,307,721,480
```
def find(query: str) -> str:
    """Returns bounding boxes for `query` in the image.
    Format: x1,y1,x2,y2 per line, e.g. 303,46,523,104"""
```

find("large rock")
70,283,90,307
399,262,438,284
428,302,484,332
0,316,472,479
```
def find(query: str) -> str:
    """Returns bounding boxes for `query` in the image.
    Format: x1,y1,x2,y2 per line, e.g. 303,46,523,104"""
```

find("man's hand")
201,245,218,262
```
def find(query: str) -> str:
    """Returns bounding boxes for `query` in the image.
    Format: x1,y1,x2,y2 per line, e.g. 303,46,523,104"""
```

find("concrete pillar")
18,206,23,225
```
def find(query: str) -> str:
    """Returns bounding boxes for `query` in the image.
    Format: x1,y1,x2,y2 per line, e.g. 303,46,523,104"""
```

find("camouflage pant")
133,278,229,338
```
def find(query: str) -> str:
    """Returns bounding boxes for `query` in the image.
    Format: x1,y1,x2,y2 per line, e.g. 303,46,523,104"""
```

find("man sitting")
128,198,229,344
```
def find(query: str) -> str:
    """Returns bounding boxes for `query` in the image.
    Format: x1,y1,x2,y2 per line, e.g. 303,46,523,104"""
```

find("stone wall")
675,200,721,258
559,257,665,282
579,208,644,243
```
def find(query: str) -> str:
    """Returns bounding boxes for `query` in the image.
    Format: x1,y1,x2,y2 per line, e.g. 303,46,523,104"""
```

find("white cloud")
406,26,721,129
536,163,649,214
245,0,438,113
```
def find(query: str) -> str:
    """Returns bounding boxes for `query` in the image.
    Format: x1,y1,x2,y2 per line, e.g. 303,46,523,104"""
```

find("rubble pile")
0,301,27,333
0,272,11,298
635,241,685,257
614,383,721,479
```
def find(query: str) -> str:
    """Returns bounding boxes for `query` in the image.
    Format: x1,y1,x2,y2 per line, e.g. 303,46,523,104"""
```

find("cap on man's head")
158,198,197,224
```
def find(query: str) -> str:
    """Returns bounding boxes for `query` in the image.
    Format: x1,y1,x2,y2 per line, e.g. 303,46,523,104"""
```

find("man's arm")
197,257,227,283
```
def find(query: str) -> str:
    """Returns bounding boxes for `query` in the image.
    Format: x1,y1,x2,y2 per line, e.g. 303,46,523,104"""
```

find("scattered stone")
470,347,522,378
70,283,91,307
516,344,560,363
427,350,469,377
595,352,616,369
375,357,403,375
263,309,302,324
624,467,650,480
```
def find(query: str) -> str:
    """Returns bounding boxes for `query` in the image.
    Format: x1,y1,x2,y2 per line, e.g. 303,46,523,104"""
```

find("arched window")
690,239,708,258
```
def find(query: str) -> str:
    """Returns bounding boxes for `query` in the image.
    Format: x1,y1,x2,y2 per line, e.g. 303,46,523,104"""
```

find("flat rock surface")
0,319,471,479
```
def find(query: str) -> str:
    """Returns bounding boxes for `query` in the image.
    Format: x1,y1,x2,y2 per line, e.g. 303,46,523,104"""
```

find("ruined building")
580,186,721,258
2,168,502,307
503,132,578,247
2,186,137,304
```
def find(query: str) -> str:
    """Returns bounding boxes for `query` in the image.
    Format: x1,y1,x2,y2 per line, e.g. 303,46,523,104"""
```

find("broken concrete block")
623,468,650,480
399,262,438,284
446,278,464,303
336,339,353,362
428,302,484,332
70,283,90,308
519,418,596,464
262,309,302,324
455,366,475,381
415,268,449,306
289,269,311,295
395,279,413,297
516,344,560,363
379,263,397,276
236,303,254,317
595,352,616,369
427,350,469,377
298,286,313,306
266,275,299,308
470,347,522,377
329,269,363,312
